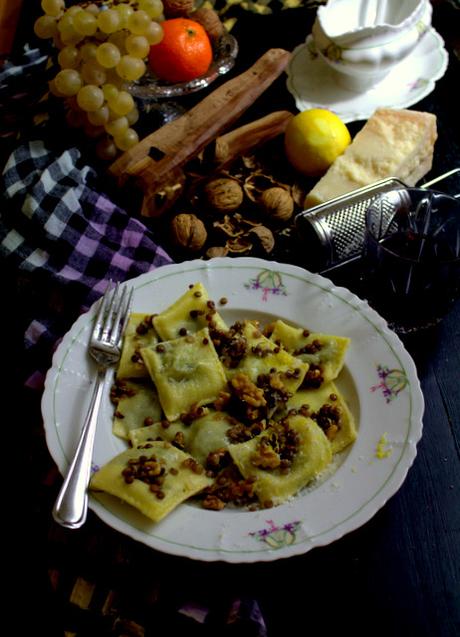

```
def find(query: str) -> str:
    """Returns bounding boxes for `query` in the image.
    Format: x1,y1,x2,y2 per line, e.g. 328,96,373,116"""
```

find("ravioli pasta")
90,282,357,523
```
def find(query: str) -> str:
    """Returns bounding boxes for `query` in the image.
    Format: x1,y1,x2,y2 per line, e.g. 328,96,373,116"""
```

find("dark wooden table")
6,2,459,636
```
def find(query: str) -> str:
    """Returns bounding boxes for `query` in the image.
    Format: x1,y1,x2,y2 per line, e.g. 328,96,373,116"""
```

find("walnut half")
248,226,275,254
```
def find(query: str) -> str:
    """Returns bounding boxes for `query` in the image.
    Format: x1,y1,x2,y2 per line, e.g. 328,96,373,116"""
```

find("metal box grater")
295,169,460,273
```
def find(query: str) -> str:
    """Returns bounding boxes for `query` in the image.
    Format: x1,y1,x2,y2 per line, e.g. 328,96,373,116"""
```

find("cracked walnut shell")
249,226,275,254
170,213,207,252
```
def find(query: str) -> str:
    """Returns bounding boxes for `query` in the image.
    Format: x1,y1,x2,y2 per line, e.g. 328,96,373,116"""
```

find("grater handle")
421,167,460,197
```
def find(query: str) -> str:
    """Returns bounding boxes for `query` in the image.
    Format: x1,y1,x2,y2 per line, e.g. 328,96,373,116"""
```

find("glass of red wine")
364,188,460,334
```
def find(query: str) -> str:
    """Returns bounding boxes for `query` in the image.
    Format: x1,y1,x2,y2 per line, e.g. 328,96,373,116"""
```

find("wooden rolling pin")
109,48,291,217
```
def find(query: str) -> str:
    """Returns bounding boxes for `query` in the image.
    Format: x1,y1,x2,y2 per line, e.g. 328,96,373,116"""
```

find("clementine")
148,18,213,83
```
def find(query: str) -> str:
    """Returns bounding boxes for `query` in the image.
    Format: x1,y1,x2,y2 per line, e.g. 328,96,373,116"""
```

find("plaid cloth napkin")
1,138,173,387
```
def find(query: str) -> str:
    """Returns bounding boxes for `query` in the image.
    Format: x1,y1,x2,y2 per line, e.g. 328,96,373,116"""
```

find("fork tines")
94,281,133,347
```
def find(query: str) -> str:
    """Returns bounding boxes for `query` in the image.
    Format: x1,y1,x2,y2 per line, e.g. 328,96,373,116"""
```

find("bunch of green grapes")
34,0,164,160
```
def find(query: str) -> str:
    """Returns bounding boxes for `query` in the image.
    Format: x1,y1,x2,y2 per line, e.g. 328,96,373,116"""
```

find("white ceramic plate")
286,27,448,123
42,258,424,562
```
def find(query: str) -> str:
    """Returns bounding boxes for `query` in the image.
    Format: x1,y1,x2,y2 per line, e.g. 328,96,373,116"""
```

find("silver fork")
52,281,133,529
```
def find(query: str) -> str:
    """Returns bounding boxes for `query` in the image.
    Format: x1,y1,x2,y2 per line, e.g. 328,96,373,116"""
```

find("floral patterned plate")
42,257,424,562
286,27,448,123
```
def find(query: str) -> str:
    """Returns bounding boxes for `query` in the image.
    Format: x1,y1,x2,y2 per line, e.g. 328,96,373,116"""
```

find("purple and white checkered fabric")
1,139,173,387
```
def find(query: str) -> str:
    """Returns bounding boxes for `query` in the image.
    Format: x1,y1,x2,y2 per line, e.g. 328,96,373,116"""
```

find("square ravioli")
129,409,233,467
129,419,192,449
117,313,159,379
90,443,213,523
229,414,332,506
140,327,227,421
153,282,228,341
111,379,162,440
269,320,350,386
286,381,357,454
225,321,308,395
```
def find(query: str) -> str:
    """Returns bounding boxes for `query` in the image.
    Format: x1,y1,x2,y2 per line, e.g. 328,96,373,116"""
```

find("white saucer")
286,27,449,123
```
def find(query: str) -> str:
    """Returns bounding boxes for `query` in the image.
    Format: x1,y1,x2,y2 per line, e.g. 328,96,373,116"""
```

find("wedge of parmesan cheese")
304,108,437,208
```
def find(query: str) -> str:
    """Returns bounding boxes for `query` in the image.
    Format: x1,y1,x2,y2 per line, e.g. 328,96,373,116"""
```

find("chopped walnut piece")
226,421,266,444
301,364,324,389
251,439,281,470
202,494,226,510
219,333,247,368
326,424,339,440
201,464,256,508
312,404,341,440
172,431,186,449
181,457,204,474
206,448,230,474
214,391,231,411
230,373,267,408
180,404,208,426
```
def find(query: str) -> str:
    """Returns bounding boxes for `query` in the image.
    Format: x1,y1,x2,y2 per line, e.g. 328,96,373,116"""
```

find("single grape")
96,137,119,161
61,29,84,46
114,4,134,28
114,127,139,151
57,13,74,33
66,6,84,17
125,34,149,59
80,42,98,62
102,83,119,102
58,46,79,69
107,90,135,116
127,10,151,36
116,55,146,81
81,60,107,86
34,15,58,39
57,14,84,45
97,9,121,34
143,21,163,45
96,42,121,68
54,68,82,96
139,0,164,20
126,107,140,126
49,79,64,97
105,116,129,137
87,105,110,126
73,10,98,36
77,84,105,111
41,0,64,18
85,4,100,16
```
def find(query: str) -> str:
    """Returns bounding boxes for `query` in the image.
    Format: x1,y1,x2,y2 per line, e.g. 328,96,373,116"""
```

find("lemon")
284,108,351,177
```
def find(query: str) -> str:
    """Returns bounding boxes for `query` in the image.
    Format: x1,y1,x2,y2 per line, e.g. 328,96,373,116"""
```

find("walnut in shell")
170,213,207,252
260,187,294,222
162,0,195,18
203,177,244,215
190,8,225,41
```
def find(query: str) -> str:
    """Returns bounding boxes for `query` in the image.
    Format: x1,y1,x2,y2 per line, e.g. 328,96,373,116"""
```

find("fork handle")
52,369,106,529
